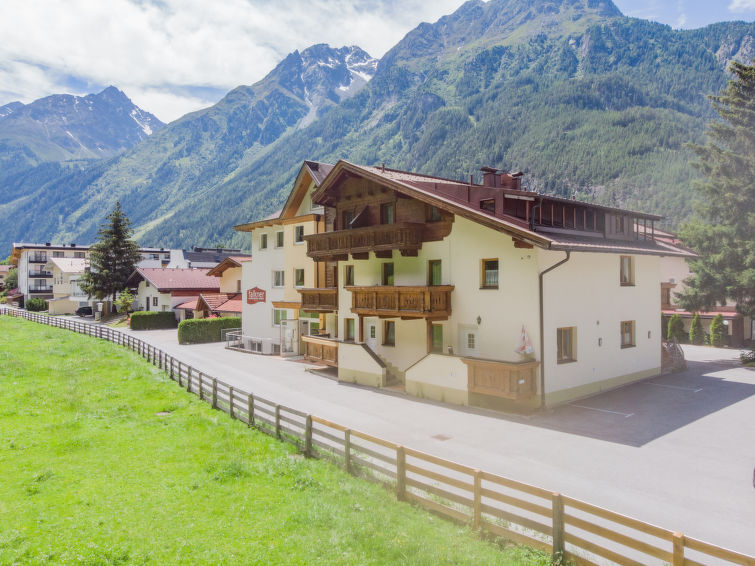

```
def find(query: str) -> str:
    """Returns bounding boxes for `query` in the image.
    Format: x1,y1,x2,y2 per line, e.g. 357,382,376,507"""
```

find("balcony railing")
301,335,338,367
304,223,424,260
29,271,53,278
29,255,48,263
463,358,539,400
345,285,454,318
298,288,338,312
29,286,53,294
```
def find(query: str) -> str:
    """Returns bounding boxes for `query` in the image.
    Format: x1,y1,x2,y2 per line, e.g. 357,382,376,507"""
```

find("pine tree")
679,59,755,317
709,313,726,347
80,202,142,303
667,313,685,342
689,313,703,345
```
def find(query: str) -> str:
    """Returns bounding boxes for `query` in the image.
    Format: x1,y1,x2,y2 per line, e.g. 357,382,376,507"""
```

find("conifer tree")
709,314,726,347
689,313,703,344
80,202,142,303
667,313,685,342
679,59,755,317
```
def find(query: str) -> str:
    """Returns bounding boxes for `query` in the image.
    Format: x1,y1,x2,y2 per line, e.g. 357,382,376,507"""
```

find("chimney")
70,243,76,247
45,242,51,247
480,166,500,188
500,171,524,191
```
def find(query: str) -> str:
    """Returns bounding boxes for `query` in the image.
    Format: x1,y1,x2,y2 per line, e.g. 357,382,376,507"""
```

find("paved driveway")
111,327,755,555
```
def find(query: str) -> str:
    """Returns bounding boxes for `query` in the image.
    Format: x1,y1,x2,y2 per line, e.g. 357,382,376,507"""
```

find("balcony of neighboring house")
28,270,53,278
304,223,425,260
345,285,454,319
300,335,339,367
298,287,338,312
29,285,53,294
29,254,49,263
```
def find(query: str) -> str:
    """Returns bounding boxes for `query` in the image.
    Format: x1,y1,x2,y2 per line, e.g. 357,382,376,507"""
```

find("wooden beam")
358,314,364,343
351,252,369,260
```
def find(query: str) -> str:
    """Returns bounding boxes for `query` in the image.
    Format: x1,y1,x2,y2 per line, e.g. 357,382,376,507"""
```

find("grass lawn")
0,317,549,565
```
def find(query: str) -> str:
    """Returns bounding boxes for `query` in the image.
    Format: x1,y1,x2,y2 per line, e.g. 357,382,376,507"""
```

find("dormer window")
380,202,395,225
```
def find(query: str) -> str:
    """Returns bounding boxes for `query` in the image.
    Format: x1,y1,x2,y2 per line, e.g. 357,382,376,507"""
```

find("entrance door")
366,320,377,351
145,297,150,311
459,325,478,357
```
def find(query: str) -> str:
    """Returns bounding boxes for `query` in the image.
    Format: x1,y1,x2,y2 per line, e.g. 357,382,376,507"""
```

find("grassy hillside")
0,317,547,565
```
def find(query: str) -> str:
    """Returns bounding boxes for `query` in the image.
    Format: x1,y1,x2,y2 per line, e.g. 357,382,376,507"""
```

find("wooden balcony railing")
301,335,338,367
304,223,424,260
463,358,539,400
345,285,454,318
298,288,338,312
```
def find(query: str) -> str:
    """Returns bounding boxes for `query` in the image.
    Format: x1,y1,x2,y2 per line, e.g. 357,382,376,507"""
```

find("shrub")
26,297,48,312
709,314,727,347
178,317,241,345
667,314,685,342
130,311,177,330
689,313,704,345
741,349,755,366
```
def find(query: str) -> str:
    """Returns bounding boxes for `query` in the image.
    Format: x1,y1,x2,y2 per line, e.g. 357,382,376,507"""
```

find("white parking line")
569,404,634,418
647,383,703,393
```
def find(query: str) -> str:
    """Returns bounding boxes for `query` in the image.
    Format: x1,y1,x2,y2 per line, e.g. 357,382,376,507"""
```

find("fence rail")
1,305,752,566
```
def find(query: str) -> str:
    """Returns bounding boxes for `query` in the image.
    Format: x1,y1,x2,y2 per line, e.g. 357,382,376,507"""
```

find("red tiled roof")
175,297,200,310
206,256,251,277
217,298,242,313
662,307,741,318
198,293,243,313
128,268,220,292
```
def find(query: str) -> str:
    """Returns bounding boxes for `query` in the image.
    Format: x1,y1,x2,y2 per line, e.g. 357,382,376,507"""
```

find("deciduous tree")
679,59,755,317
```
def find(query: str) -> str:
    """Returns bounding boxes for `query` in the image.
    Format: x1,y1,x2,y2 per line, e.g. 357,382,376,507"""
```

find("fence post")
304,415,312,457
275,405,281,438
198,373,203,400
247,393,254,427
552,493,565,565
396,446,406,501
186,367,192,392
229,387,234,419
672,532,684,566
169,358,175,380
212,379,217,409
473,469,482,530
344,429,352,474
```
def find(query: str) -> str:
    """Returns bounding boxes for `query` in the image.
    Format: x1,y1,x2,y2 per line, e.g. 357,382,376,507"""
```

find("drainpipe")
538,250,570,410
530,198,542,232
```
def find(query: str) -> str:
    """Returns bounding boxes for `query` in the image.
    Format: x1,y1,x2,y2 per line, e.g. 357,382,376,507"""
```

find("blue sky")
0,0,753,122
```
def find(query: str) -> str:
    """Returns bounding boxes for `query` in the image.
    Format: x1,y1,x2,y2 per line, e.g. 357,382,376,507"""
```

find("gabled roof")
311,160,692,257
234,160,333,232
198,293,243,314
126,268,220,293
206,256,251,277
175,297,200,310
47,257,88,273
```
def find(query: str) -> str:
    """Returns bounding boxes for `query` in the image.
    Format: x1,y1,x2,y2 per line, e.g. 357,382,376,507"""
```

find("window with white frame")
273,270,285,287
260,234,268,250
275,231,284,248
294,225,304,243
273,309,287,326
294,268,305,287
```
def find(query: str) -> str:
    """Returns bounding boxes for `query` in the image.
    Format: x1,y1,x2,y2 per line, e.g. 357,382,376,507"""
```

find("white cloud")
0,0,461,121
729,0,755,11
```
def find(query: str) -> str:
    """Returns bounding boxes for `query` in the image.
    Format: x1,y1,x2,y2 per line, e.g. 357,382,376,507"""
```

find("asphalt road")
68,318,755,556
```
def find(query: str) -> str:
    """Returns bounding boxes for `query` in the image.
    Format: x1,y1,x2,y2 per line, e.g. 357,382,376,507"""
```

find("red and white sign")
246,287,266,304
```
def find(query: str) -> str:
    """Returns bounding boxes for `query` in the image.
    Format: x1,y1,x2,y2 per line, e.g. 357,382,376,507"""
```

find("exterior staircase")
374,352,405,386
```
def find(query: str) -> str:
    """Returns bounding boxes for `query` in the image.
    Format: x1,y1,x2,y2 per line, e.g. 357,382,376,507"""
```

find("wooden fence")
2,306,753,566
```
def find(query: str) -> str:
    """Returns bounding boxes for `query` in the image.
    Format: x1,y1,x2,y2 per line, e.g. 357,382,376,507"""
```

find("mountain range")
0,0,753,252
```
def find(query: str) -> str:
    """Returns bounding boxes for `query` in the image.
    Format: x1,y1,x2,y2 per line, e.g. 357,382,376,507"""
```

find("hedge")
26,297,48,312
130,311,177,330
178,317,241,344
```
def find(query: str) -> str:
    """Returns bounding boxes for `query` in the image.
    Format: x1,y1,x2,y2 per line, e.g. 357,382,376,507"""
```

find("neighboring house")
237,159,693,410
187,256,251,318
233,160,333,355
44,257,89,315
655,229,752,347
125,268,220,320
10,243,88,307
0,264,11,290
183,247,249,268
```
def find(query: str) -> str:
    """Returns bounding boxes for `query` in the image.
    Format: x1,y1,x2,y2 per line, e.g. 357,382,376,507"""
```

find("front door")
366,320,377,351
459,325,478,357
145,297,150,311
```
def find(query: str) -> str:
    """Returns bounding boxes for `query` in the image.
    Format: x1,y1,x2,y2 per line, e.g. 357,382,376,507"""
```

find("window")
383,321,395,346
616,216,625,233
661,286,671,306
428,260,441,286
53,251,64,258
382,263,394,286
480,199,495,214
427,205,442,222
344,318,355,341
273,270,285,287
621,321,635,348
237,280,242,292
294,225,304,243
620,256,634,286
557,327,576,363
74,252,85,258
431,324,443,352
370,325,376,339
380,202,395,225
294,268,305,287
467,332,476,350
342,209,354,229
152,297,158,307
344,265,354,287
273,309,287,326
260,234,268,250
481,259,499,289
275,231,284,248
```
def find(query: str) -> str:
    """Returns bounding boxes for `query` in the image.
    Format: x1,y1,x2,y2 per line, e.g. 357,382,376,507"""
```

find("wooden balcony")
345,285,454,319
301,335,338,367
304,223,424,260
298,288,338,312
463,358,539,400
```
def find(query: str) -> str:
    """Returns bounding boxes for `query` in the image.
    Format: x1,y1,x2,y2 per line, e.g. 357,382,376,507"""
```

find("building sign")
246,287,266,304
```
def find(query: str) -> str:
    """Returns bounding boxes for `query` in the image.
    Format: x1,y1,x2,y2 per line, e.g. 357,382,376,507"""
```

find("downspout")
538,250,571,409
